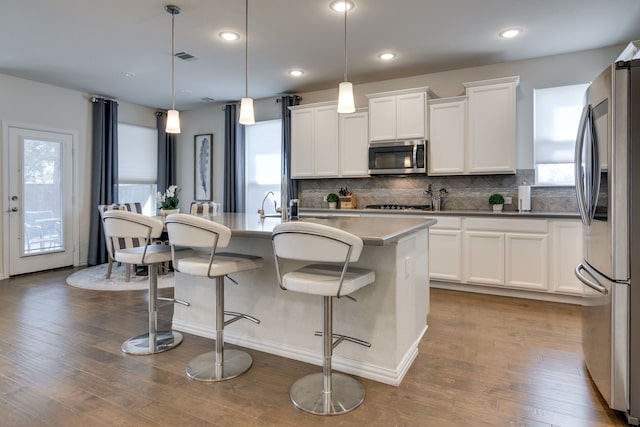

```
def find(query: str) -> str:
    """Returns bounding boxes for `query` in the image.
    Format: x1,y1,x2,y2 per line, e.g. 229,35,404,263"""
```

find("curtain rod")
219,94,301,110
91,95,118,104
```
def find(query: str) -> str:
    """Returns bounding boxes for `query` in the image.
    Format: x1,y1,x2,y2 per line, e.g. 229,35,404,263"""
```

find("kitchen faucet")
258,191,275,219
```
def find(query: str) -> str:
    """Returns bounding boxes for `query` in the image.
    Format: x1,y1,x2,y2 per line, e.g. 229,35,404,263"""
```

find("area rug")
66,264,174,291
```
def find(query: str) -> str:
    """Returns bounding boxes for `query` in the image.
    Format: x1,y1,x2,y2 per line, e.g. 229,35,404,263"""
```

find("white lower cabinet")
464,231,505,285
428,217,462,282
505,233,548,291
549,220,584,295
427,216,579,297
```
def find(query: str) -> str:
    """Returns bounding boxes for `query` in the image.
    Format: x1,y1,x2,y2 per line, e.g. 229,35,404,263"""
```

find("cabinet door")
396,92,426,140
428,99,466,175
339,111,369,177
550,220,584,295
505,233,548,291
429,229,462,281
291,108,314,178
464,231,504,285
314,105,339,177
467,82,516,174
369,96,397,141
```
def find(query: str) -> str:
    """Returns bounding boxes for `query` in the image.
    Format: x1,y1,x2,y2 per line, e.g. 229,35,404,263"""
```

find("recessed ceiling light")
288,69,304,77
329,0,354,12
499,28,522,39
378,52,396,61
219,31,240,41
121,71,135,78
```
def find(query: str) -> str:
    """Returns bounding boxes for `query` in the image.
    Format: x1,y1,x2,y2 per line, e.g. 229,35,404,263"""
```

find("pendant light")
239,0,255,125
165,5,181,134
337,1,355,114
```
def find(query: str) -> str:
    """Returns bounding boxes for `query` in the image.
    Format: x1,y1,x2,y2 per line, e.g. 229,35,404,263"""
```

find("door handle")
575,263,608,295
10,207,18,212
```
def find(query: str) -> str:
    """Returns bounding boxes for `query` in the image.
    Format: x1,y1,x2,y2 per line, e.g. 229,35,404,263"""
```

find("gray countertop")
203,213,436,246
300,208,580,219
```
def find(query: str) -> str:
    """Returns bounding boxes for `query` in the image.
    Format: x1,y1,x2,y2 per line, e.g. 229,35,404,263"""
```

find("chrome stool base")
290,372,364,415
186,349,253,382
121,331,183,355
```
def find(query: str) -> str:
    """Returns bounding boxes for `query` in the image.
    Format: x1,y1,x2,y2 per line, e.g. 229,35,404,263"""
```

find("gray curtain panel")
280,95,301,201
156,112,177,192
223,104,245,212
87,98,119,265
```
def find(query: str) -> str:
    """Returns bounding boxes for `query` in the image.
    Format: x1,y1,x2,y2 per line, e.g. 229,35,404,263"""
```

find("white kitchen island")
171,213,436,386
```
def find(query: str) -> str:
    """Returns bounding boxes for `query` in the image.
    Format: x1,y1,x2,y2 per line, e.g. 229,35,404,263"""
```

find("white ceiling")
2,0,640,111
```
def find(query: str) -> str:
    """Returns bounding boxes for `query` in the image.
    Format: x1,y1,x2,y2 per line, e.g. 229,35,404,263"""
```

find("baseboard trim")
172,319,420,386
431,280,584,305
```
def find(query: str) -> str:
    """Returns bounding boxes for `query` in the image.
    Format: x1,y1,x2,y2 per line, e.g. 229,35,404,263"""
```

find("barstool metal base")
121,331,183,355
290,372,364,415
186,349,253,382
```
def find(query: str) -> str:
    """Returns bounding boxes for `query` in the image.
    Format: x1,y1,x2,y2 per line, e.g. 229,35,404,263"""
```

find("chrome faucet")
258,191,275,219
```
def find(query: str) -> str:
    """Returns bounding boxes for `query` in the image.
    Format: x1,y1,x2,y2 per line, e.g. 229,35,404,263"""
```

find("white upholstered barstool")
271,221,375,415
165,213,263,381
102,210,187,355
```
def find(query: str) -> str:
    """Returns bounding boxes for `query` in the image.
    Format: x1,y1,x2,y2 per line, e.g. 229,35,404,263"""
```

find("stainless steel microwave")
368,140,426,175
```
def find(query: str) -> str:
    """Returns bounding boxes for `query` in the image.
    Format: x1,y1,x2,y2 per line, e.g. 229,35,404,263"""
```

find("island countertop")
202,213,437,246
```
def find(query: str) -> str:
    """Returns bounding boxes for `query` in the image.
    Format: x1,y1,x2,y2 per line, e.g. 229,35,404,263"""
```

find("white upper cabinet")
428,97,467,175
464,76,519,174
339,110,369,177
367,88,431,142
290,102,368,179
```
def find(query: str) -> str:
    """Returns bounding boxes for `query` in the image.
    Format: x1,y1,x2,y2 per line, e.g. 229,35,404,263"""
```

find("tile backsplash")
297,169,579,213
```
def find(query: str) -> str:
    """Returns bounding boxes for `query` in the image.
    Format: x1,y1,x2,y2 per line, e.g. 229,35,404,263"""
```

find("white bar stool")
272,221,375,415
102,210,187,355
165,214,263,382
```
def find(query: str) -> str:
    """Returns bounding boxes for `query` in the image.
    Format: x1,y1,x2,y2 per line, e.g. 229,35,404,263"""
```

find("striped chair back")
98,203,145,252
190,201,219,216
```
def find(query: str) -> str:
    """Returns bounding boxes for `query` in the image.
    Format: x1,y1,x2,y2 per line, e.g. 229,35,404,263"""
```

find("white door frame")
1,120,80,279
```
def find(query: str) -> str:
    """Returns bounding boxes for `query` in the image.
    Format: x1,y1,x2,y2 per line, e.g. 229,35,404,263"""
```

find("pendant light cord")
343,3,348,82
171,9,176,110
245,0,249,98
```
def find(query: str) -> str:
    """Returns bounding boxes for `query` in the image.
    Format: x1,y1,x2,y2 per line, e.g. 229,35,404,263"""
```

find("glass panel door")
8,127,74,276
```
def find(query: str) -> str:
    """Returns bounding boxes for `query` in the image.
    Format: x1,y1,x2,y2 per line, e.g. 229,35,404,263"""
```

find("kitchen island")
171,213,436,386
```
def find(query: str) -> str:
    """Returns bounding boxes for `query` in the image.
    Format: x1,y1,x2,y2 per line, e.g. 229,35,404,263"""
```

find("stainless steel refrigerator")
574,42,640,426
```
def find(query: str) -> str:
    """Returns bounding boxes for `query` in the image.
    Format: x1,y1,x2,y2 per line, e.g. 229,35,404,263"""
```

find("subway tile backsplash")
297,169,579,213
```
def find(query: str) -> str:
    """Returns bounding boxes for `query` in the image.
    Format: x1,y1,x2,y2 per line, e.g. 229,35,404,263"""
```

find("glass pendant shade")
166,109,181,133
337,81,355,114
239,97,255,125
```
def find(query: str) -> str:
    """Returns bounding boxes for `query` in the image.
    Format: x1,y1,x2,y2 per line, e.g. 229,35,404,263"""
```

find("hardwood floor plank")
0,268,630,426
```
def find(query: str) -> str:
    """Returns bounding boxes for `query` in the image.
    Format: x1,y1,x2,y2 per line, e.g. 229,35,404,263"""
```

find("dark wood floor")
0,267,630,426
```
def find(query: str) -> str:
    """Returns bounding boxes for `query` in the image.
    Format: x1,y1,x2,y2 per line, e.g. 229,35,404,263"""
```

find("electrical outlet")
504,196,513,204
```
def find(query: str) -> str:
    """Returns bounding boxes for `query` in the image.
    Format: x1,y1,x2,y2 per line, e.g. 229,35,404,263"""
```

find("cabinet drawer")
429,216,461,229
464,218,547,233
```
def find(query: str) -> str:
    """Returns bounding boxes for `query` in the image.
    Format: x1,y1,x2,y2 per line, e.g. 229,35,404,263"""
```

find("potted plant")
488,193,505,212
157,185,181,215
325,193,339,209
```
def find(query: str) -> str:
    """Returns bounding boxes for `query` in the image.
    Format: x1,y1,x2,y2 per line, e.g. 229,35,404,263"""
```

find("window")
245,119,282,217
534,83,589,185
117,123,158,215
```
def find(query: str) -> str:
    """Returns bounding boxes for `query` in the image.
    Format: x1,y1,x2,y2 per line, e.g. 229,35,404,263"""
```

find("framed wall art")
194,134,213,200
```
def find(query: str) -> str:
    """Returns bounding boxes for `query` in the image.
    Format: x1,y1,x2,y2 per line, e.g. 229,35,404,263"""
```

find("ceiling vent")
175,51,197,61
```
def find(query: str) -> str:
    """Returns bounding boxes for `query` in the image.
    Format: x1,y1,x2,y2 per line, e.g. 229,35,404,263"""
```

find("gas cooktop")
365,204,431,211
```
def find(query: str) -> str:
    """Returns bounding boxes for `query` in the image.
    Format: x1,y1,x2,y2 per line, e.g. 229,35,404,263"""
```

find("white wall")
0,73,156,277
0,44,623,277
176,97,281,211
179,45,622,212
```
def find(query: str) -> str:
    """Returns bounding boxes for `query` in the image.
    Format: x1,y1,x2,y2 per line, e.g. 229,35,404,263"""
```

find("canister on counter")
289,199,299,220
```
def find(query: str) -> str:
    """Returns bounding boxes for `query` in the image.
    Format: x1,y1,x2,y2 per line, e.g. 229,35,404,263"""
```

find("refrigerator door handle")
575,263,609,295
575,104,591,225
588,107,601,221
